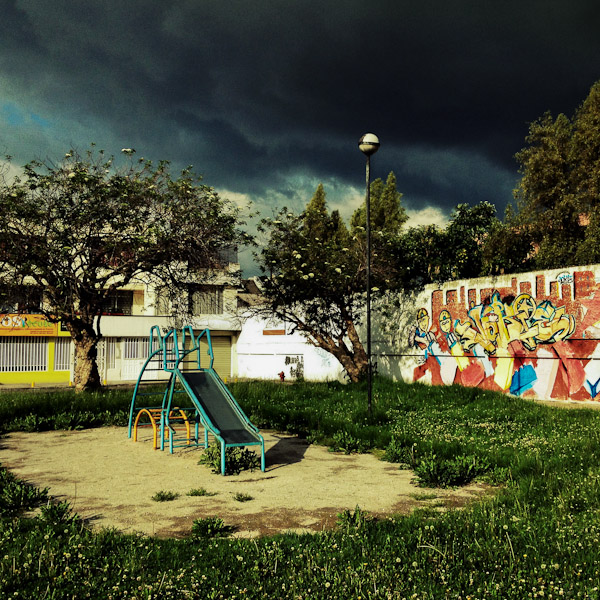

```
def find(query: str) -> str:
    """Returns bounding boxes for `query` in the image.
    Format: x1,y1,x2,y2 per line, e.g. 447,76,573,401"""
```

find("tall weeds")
2,379,600,598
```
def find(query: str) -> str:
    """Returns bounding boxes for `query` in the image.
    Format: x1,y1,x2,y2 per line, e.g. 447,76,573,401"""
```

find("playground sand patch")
0,427,487,538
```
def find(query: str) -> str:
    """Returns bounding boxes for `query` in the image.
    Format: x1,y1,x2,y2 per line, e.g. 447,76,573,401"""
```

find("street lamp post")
358,133,380,418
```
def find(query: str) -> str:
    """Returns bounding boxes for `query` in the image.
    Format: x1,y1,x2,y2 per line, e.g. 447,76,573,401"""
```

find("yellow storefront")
0,314,72,386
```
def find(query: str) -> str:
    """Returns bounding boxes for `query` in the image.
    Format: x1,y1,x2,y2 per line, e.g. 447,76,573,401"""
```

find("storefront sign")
0,314,58,336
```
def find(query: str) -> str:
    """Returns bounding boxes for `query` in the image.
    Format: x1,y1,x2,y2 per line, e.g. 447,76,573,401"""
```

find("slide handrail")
162,328,178,372
128,331,167,437
148,325,163,355
195,328,214,370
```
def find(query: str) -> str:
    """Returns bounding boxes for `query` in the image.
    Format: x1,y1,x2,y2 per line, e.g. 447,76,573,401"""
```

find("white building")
0,270,346,386
235,279,345,382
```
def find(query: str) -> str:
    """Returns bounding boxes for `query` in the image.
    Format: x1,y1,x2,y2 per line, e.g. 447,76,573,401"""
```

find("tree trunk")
342,318,369,382
330,345,368,383
66,321,102,392
306,325,369,383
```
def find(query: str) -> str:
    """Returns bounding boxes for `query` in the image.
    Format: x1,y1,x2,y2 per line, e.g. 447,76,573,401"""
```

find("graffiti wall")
378,267,600,402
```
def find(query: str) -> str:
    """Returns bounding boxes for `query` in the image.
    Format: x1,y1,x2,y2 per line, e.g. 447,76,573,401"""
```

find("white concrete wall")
236,314,345,382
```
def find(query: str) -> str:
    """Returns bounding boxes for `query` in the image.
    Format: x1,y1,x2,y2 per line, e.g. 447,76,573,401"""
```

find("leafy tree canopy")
392,201,499,289
351,171,407,236
511,80,600,270
0,147,247,391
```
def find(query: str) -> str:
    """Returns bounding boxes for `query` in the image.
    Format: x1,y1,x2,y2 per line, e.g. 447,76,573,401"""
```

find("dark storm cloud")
1,0,600,232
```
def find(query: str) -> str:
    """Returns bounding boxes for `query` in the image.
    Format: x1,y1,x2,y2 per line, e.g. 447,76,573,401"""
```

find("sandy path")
0,427,486,538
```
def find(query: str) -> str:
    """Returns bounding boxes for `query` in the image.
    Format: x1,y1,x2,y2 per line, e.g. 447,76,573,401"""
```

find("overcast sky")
1,1,599,274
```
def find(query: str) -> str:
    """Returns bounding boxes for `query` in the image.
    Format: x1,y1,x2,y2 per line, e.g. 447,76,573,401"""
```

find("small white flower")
335,268,342,274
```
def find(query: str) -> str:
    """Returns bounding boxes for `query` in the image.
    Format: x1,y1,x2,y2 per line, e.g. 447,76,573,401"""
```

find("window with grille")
103,291,134,315
54,337,72,371
123,337,150,360
191,286,224,315
0,337,48,372
105,338,117,369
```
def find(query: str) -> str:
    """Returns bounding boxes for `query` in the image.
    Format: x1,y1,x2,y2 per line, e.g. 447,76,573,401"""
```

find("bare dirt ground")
0,427,488,538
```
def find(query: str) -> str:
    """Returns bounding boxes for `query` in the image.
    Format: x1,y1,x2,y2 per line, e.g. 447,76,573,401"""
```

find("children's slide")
128,326,265,475
174,368,265,474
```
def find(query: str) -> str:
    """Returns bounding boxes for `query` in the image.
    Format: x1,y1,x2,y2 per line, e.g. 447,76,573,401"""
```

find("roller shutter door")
183,333,231,379
201,336,232,380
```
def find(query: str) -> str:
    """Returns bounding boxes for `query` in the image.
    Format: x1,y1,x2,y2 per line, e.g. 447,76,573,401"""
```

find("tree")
480,205,535,276
257,185,369,382
391,201,499,290
512,80,600,269
392,224,445,290
441,201,499,280
351,171,408,290
351,171,407,235
570,81,600,216
0,147,247,391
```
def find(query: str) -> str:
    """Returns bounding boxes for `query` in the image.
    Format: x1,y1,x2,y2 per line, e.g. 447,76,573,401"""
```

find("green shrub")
191,516,234,538
329,430,370,454
198,443,261,475
151,490,180,502
383,436,416,466
336,505,372,530
187,487,217,497
38,500,78,526
414,453,489,488
233,492,253,502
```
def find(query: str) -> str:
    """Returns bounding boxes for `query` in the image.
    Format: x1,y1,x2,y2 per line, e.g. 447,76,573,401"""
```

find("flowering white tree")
257,179,404,382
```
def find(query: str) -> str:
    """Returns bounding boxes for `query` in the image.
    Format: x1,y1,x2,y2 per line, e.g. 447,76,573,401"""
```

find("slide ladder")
128,326,201,452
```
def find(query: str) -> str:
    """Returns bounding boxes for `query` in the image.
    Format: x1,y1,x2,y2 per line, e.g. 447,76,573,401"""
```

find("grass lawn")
1,379,600,598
